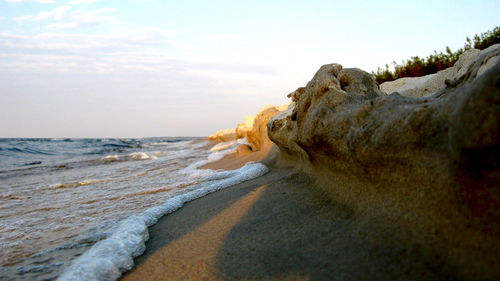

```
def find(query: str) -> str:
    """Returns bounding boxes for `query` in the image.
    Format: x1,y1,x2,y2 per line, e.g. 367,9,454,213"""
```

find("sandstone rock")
245,105,285,151
236,144,253,156
236,116,255,139
207,128,237,142
380,45,500,97
229,104,290,152
268,46,500,279
379,71,447,97
208,104,289,153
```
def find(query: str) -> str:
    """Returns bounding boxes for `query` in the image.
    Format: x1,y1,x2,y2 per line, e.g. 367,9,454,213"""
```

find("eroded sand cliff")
267,45,500,280
209,104,289,153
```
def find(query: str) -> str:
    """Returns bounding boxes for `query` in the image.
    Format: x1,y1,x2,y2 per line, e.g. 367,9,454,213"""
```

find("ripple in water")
0,137,254,280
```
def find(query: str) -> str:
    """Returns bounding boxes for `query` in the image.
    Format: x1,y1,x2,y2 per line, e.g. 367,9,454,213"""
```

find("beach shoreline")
120,46,500,280
120,147,455,281
59,45,500,280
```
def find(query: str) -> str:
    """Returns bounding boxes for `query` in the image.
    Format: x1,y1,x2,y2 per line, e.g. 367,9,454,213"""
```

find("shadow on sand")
122,168,456,281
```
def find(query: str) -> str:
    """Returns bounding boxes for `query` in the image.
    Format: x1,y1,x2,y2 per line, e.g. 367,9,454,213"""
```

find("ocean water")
0,137,267,280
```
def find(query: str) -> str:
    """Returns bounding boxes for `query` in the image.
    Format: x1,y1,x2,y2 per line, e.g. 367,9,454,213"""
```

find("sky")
0,0,498,138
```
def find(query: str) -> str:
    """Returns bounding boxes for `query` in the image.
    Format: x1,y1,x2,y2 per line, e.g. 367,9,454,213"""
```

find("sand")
120,148,456,280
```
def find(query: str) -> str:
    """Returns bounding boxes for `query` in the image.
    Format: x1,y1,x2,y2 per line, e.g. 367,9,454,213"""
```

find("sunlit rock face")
236,116,255,139
209,104,289,153
268,45,500,280
243,105,289,152
208,128,237,142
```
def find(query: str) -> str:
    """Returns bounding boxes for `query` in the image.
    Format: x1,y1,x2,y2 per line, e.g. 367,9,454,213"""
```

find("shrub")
374,26,500,84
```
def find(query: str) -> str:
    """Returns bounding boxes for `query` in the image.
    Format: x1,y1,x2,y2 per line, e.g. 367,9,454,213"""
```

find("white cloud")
16,6,71,21
5,0,97,5
5,0,55,3
0,27,277,79
15,6,118,29
70,0,97,5
0,27,174,57
47,8,118,29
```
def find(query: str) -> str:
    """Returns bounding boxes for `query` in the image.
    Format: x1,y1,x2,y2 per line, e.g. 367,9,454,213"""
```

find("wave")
148,142,170,146
101,152,158,162
172,139,246,181
24,161,42,166
0,150,161,179
57,162,269,281
49,179,109,189
0,138,199,163
0,136,210,279
0,146,55,156
148,139,186,146
83,140,144,155
129,152,157,160
209,138,248,152
0,138,53,143
207,138,248,162
101,143,137,149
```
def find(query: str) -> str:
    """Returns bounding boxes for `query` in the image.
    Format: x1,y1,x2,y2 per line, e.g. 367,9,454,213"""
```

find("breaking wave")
57,162,268,281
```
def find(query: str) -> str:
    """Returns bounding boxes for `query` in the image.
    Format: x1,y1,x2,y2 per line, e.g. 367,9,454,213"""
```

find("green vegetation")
374,26,500,84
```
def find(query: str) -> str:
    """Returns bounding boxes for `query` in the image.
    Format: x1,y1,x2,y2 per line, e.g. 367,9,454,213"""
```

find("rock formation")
208,128,237,142
242,104,289,152
210,104,289,154
267,45,500,280
236,116,255,139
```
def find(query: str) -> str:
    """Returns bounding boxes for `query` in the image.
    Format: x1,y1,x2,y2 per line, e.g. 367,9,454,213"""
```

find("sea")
0,137,268,280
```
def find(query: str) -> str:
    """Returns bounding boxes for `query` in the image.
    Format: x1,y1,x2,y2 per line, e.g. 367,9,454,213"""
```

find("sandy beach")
2,3,499,280
120,148,454,281
119,46,500,281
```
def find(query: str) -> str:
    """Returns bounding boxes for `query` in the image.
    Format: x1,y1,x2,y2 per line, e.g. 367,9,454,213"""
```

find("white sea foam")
49,179,109,189
128,152,157,160
190,140,210,149
180,138,249,176
102,155,120,162
0,138,211,279
57,162,269,281
102,152,157,162
210,138,249,152
210,140,236,152
128,152,149,160
148,142,170,146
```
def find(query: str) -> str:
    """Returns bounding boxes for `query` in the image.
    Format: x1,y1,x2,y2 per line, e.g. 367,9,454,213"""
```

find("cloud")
46,8,118,29
0,27,174,65
5,0,55,3
0,27,276,79
15,6,118,29
70,0,97,5
5,0,97,5
16,6,71,21
0,27,174,55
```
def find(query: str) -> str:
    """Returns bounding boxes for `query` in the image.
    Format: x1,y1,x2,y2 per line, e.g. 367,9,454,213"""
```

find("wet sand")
121,148,456,280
